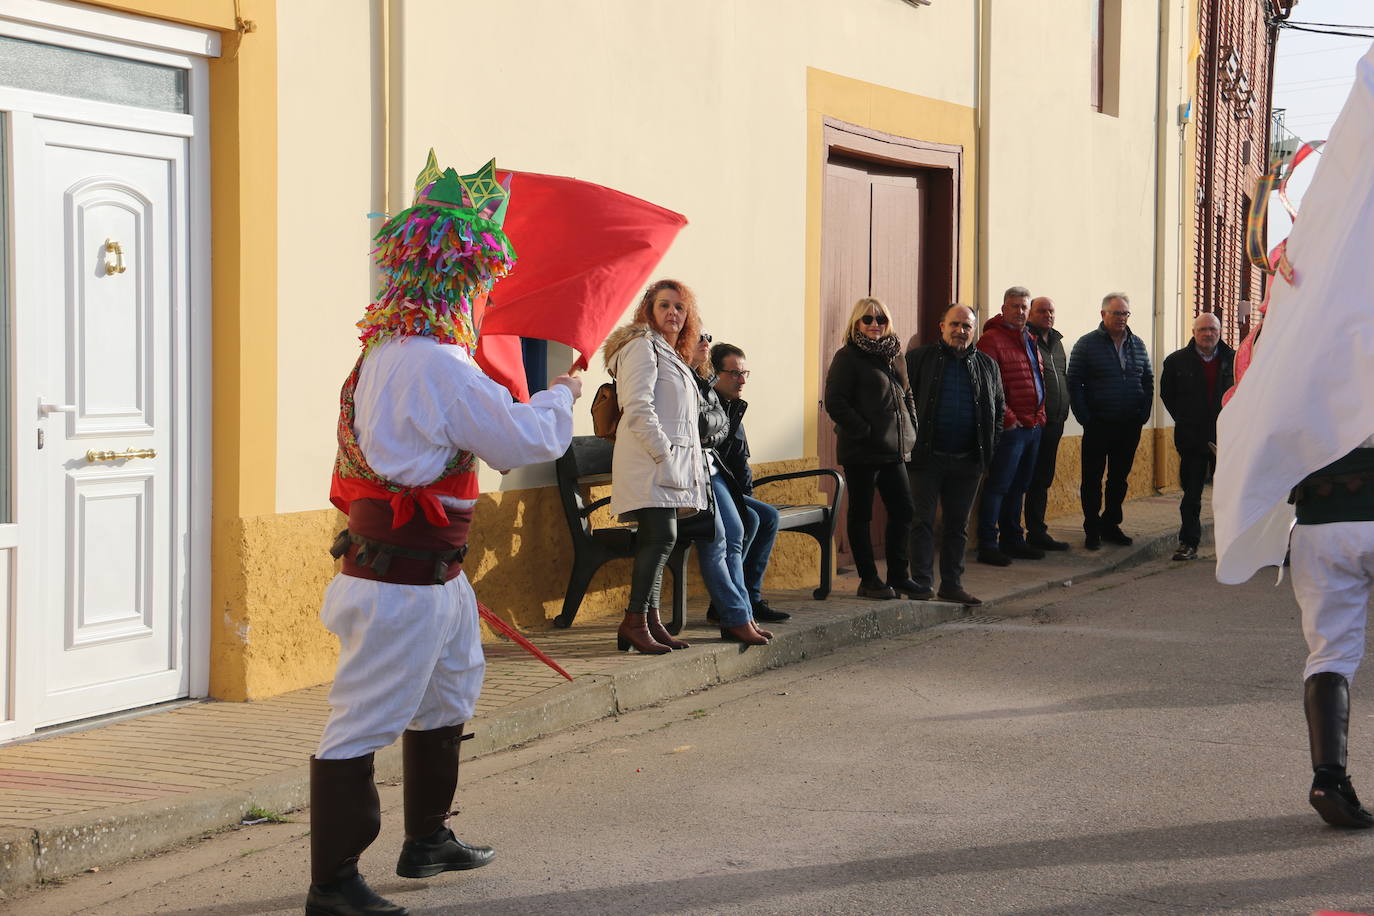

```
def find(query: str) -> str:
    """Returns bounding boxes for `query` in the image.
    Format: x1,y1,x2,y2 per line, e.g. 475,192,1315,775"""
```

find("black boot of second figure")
1304,671,1374,829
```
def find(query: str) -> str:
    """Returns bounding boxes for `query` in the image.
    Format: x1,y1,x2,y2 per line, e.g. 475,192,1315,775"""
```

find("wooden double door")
818,130,959,569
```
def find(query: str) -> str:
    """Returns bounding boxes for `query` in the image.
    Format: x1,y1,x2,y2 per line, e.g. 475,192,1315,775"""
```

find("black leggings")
843,462,915,584
627,508,677,614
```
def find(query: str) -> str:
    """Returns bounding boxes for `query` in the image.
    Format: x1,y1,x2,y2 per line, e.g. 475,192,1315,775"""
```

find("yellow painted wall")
979,1,1169,444
274,0,977,512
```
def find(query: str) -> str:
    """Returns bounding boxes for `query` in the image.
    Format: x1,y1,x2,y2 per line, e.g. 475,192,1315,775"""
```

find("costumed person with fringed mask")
306,153,581,916
1214,44,1374,831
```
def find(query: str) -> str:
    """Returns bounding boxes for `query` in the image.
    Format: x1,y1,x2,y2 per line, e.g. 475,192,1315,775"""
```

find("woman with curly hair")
601,280,710,652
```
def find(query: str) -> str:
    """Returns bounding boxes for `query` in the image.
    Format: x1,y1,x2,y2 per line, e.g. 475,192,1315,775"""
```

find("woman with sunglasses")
823,297,922,599
602,279,711,653
689,329,770,645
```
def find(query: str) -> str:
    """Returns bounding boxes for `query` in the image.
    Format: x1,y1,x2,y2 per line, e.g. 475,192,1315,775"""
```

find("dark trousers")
1177,446,1213,548
908,455,982,592
1080,420,1143,533
977,426,1042,549
843,461,915,584
627,508,677,613
1024,420,1064,537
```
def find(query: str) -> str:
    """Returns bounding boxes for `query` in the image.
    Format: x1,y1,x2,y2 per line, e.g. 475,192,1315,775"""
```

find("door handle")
39,400,77,415
86,447,157,462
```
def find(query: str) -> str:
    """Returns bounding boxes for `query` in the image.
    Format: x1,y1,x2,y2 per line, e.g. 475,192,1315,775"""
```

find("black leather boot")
306,754,408,915
395,725,496,878
1304,672,1374,829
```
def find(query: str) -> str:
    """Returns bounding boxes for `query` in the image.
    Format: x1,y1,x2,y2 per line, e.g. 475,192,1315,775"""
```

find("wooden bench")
552,435,845,634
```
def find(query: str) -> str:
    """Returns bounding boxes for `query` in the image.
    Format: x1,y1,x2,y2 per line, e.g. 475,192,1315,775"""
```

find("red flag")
475,170,687,400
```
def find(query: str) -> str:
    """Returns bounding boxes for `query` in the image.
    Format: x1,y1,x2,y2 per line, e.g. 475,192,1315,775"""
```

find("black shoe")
396,827,495,878
1001,543,1046,560
857,579,897,599
706,604,720,624
751,600,791,622
1101,526,1133,546
1310,769,1374,829
1172,544,1198,561
976,547,1012,567
936,586,982,607
306,873,408,915
1084,532,1101,551
889,578,935,600
1026,532,1070,551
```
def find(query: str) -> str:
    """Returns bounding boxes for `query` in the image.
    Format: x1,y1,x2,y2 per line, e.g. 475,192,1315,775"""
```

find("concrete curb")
0,517,1208,892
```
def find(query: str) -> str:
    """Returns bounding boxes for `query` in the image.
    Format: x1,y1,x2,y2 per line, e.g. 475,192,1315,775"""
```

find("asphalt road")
14,555,1374,916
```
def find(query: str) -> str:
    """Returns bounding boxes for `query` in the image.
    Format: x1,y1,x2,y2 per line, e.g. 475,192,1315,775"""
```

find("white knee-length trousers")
1291,521,1374,683
316,571,485,760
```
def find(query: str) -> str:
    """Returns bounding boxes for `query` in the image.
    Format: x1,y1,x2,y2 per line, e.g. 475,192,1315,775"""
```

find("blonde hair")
844,297,895,346
633,279,702,364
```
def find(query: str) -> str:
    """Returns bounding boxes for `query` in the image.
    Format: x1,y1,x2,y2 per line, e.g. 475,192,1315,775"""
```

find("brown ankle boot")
617,612,672,653
720,624,768,645
751,622,773,640
646,607,690,649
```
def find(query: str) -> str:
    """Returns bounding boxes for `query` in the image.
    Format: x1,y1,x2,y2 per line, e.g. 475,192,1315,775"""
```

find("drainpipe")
1151,0,1171,492
374,0,403,219
975,0,991,319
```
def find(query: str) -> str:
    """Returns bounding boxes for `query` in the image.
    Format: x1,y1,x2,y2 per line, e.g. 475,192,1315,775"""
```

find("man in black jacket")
1159,312,1234,561
904,305,1003,606
1067,292,1154,550
1025,296,1071,551
708,343,789,622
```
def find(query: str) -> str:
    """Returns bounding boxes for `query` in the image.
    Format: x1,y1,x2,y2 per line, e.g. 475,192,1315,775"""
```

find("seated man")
706,342,789,623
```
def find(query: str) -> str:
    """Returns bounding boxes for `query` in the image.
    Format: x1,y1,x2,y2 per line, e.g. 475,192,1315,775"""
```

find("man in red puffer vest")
974,286,1048,566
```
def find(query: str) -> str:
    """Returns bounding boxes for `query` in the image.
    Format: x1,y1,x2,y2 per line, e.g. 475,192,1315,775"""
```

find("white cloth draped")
1214,43,1374,585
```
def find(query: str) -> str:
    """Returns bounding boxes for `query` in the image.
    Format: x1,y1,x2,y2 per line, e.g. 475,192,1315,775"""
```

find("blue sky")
1268,0,1374,242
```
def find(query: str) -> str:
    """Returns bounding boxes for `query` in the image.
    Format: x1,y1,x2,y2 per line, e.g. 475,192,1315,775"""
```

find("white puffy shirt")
352,336,574,504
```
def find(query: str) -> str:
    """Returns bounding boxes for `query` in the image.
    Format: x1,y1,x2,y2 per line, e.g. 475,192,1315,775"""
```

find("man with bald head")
1160,311,1235,561
904,304,1003,605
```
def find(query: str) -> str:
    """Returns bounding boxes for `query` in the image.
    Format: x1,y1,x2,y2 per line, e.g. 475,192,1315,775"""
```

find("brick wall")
1193,0,1283,345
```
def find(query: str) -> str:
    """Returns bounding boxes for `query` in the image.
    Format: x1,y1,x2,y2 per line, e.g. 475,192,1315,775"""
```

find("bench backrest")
555,436,615,539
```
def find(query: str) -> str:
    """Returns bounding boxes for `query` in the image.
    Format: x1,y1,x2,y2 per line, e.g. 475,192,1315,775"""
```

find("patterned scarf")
854,333,901,362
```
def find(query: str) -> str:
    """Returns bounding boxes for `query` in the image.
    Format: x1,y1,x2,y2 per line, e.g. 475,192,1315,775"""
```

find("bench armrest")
752,467,846,510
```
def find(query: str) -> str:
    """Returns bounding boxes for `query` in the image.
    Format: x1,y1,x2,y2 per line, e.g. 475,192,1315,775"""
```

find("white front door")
27,117,188,727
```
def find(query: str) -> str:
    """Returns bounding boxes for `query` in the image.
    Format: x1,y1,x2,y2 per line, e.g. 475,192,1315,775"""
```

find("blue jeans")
978,426,1042,549
696,471,753,627
740,495,779,602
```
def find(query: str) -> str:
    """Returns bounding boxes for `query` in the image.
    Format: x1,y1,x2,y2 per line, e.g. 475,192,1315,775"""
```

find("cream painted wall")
274,0,976,512
979,1,1180,440
275,0,379,512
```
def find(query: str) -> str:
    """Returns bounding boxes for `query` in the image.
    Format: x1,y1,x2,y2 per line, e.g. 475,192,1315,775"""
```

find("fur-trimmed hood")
602,322,656,371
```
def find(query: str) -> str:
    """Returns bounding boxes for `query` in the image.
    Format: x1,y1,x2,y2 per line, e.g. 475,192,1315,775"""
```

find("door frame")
817,120,963,568
0,1,215,740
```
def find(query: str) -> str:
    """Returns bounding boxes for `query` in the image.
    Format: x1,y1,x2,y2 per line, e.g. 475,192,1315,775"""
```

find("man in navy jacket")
1067,292,1153,550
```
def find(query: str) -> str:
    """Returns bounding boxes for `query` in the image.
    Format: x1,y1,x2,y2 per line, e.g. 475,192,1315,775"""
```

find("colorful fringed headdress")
356,151,516,354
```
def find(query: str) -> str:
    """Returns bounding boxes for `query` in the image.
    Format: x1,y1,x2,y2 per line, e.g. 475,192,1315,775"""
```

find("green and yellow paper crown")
356,150,517,353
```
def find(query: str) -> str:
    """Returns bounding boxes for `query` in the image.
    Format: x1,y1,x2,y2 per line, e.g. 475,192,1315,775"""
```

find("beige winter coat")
603,323,708,520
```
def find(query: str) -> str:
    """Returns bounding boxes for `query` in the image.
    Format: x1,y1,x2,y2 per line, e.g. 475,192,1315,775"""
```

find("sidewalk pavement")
0,492,1208,893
